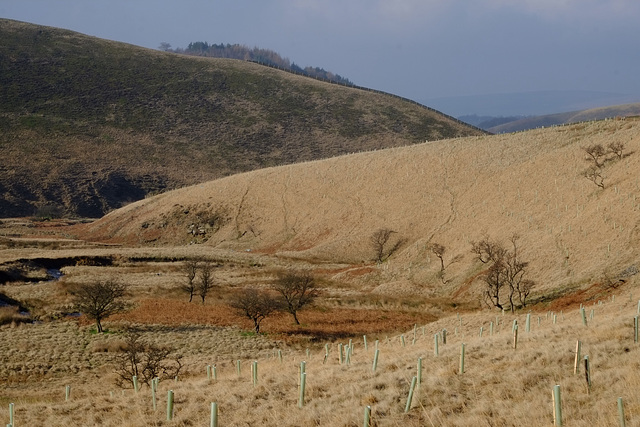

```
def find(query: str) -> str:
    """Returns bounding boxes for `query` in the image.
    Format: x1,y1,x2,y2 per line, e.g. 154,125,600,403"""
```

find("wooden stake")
574,341,581,375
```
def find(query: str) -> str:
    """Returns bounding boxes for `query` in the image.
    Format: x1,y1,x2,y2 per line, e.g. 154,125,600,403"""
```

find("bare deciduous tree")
428,243,462,284
584,143,607,168
471,234,535,312
230,289,280,334
607,141,625,160
584,165,605,189
582,141,626,189
115,331,183,388
198,261,214,304
370,228,405,263
181,259,199,302
72,280,126,333
274,270,318,325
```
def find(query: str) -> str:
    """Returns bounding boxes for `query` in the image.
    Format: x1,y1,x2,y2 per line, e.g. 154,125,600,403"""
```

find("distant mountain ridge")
488,103,640,133
426,90,640,117
0,19,484,218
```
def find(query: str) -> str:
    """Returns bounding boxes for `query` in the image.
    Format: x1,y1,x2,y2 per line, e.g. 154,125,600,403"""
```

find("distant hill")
488,103,640,133
426,90,640,117
168,42,353,85
458,114,527,130
0,19,484,218
77,118,640,300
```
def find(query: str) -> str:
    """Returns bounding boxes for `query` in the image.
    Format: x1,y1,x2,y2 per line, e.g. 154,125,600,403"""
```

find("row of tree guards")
5,296,639,426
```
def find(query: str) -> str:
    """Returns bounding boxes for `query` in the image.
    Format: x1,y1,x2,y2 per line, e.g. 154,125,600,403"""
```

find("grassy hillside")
489,103,640,133
0,19,483,218
77,118,640,302
1,289,639,426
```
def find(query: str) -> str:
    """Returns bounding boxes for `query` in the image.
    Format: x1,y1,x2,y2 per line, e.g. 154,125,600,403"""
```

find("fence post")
618,397,626,427
65,385,71,401
210,402,218,427
9,403,14,426
417,357,422,386
434,334,439,357
459,343,466,374
581,307,588,326
513,325,518,350
526,313,531,332
552,385,563,426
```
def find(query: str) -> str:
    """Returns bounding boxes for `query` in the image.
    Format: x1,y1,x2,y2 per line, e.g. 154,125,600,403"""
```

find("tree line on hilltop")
159,41,353,85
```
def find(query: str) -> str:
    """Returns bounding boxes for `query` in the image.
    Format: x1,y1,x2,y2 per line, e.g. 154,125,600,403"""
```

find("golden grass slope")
2,290,640,426
78,118,640,300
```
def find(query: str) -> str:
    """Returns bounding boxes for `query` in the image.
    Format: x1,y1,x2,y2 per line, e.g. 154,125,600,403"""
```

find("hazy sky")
2,0,640,108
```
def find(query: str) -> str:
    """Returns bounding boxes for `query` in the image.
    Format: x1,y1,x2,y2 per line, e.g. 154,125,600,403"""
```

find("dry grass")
108,298,437,342
2,289,640,426
73,118,640,304
2,119,640,425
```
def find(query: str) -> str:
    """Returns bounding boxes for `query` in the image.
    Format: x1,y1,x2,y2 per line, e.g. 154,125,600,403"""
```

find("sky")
2,0,640,116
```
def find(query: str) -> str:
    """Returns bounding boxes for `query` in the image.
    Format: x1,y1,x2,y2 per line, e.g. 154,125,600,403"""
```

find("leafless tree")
274,270,318,325
115,331,183,388
584,143,607,168
584,165,605,189
198,261,214,304
607,141,625,160
230,289,281,334
180,259,199,302
471,234,534,312
370,228,404,263
72,280,126,333
428,242,462,284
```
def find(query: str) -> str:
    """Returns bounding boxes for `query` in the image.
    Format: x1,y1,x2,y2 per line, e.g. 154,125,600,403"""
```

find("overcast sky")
2,0,640,114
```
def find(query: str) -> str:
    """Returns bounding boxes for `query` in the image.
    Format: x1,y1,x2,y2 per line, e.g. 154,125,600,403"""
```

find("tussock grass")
2,292,640,425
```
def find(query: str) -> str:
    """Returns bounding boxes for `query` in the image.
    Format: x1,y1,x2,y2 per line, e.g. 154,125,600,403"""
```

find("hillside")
0,19,483,218
488,103,640,133
77,118,640,303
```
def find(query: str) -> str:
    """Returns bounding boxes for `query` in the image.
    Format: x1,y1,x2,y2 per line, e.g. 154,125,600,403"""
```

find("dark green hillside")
0,19,484,218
